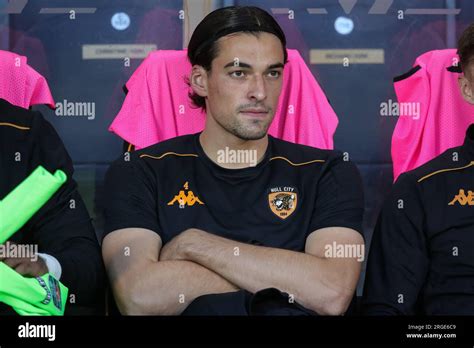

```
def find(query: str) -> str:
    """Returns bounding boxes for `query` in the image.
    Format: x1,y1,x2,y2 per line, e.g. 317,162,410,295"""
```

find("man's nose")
247,75,267,101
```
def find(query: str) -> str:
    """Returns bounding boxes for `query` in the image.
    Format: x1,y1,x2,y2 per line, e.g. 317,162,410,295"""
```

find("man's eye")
230,71,245,78
268,71,281,78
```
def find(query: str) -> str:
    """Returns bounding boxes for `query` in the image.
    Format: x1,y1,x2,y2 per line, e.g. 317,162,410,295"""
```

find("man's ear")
190,65,208,98
458,74,474,105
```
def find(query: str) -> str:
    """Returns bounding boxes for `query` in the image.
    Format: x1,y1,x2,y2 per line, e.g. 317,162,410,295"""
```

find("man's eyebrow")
267,63,285,70
223,61,284,69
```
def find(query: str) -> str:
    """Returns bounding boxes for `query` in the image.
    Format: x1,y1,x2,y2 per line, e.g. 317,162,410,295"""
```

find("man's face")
459,61,474,105
197,32,285,140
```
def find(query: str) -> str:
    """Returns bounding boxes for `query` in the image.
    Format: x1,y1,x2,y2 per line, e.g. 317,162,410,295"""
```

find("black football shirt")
363,123,474,315
103,132,364,250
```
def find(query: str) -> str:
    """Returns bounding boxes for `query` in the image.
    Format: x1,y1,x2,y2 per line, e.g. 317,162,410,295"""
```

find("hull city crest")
268,186,298,219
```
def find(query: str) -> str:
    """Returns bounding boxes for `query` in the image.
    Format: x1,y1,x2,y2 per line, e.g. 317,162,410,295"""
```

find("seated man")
363,23,474,315
0,98,105,315
102,6,365,316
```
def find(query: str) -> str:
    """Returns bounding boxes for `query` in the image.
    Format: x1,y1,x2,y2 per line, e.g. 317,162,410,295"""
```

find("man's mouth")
239,109,269,117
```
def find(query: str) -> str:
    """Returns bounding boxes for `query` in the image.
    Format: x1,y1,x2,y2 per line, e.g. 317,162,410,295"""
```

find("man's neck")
199,128,269,169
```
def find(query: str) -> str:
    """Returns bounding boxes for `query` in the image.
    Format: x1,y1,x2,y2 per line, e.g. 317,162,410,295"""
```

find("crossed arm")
102,227,363,315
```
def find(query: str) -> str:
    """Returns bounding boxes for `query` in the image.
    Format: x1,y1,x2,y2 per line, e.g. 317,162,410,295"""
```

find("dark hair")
186,6,287,110
458,22,474,74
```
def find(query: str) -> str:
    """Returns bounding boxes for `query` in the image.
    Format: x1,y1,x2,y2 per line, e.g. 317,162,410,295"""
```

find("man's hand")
160,226,364,315
0,255,48,277
159,228,202,261
104,228,240,315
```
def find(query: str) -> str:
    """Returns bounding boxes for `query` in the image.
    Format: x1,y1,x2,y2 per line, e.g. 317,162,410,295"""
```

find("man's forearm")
178,230,359,315
115,259,238,315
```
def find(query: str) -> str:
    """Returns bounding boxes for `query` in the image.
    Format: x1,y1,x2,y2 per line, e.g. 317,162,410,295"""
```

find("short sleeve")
103,156,160,240
308,155,364,236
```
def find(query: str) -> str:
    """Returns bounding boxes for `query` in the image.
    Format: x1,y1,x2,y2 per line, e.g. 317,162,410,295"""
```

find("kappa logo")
448,189,474,206
167,181,204,208
268,186,298,219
